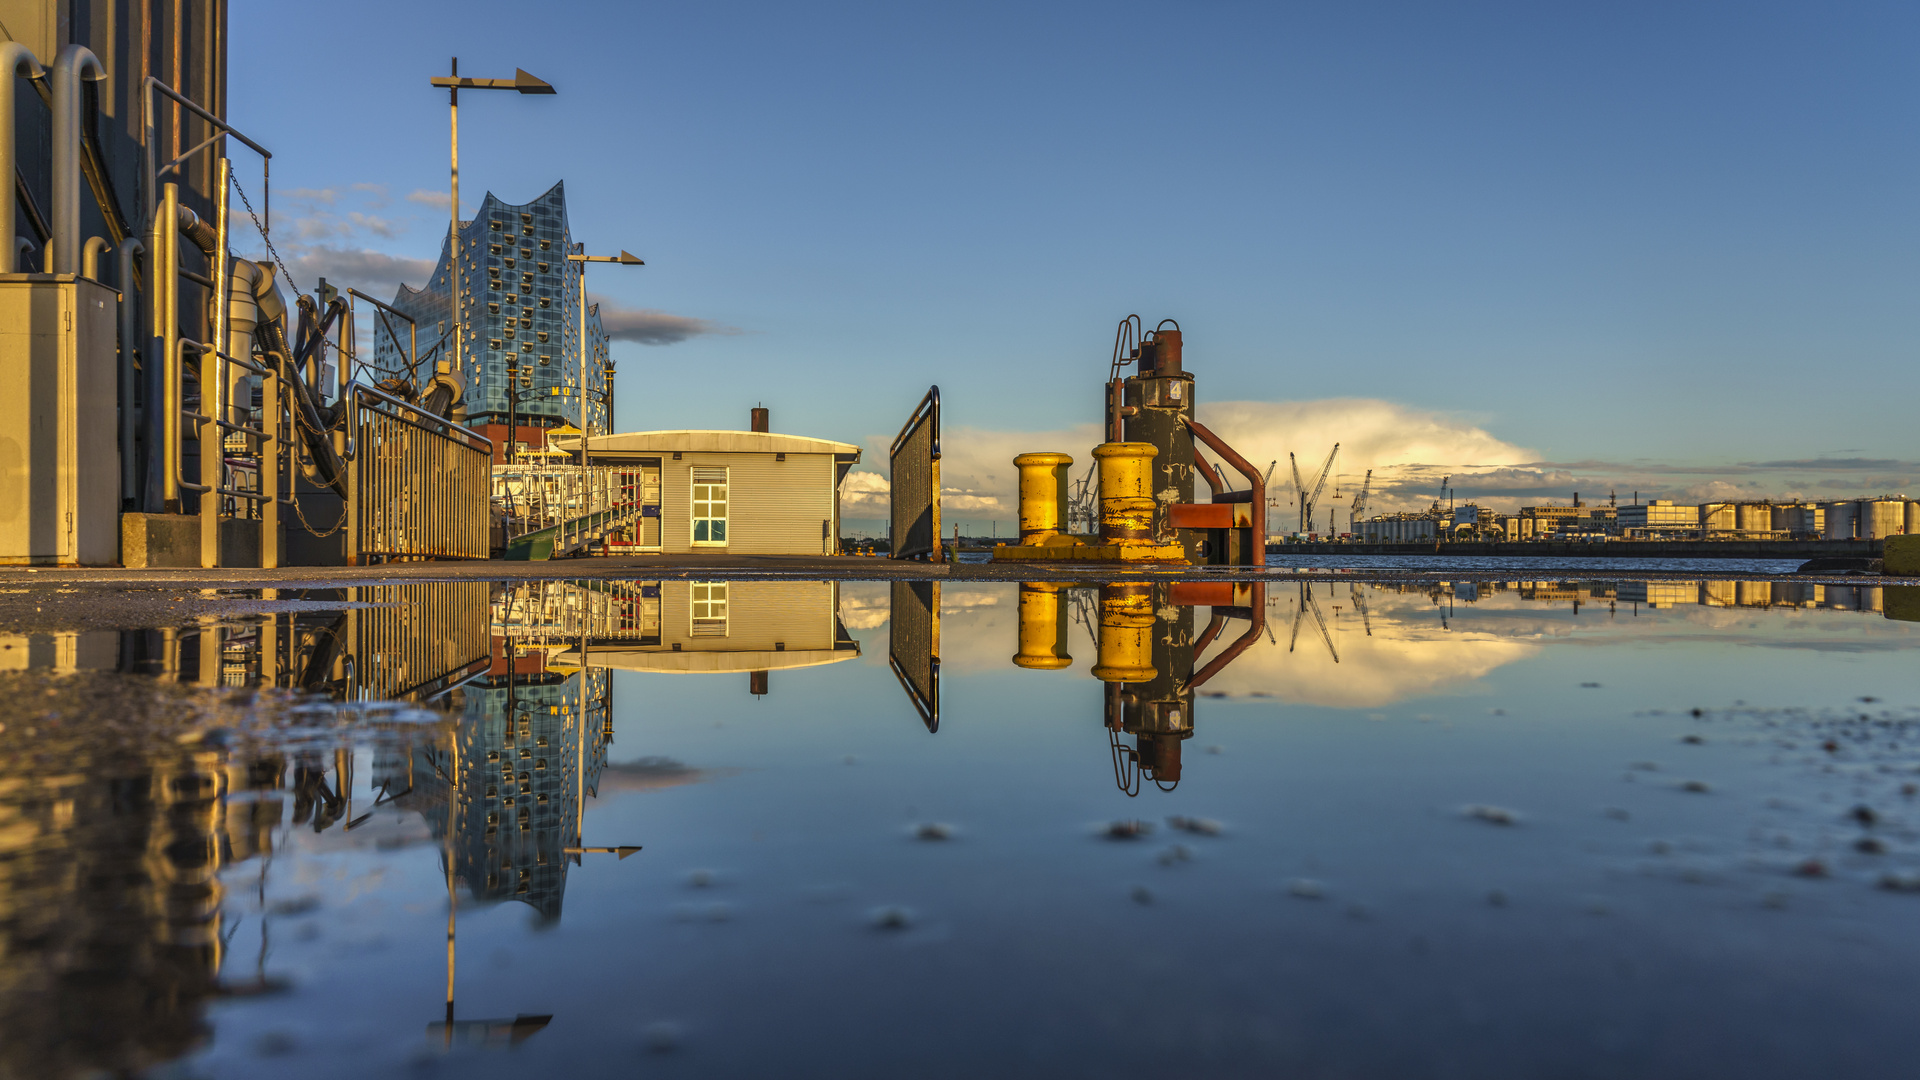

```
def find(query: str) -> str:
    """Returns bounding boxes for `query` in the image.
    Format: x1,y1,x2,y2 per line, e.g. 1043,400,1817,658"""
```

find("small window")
775,452,786,462
506,294,518,304
521,248,532,258
523,224,533,235
488,281,501,291
489,219,502,231
536,331,549,342
539,239,550,250
522,343,533,353
538,298,551,308
504,327,516,339
536,262,549,274
692,467,728,545
489,339,502,350
487,303,499,315
538,355,550,366
691,581,729,634
521,213,533,224
489,244,501,255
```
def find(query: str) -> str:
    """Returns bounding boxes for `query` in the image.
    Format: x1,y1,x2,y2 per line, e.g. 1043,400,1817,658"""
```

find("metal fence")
492,465,645,559
347,384,493,562
889,386,941,560
888,580,940,732
342,582,495,700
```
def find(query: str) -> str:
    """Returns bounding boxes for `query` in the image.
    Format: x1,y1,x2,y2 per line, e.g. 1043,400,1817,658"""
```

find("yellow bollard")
1013,452,1074,544
1092,442,1158,546
1013,582,1073,669
1091,583,1156,682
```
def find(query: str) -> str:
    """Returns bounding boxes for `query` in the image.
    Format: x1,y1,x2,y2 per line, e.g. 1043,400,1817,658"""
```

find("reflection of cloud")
1202,618,1536,708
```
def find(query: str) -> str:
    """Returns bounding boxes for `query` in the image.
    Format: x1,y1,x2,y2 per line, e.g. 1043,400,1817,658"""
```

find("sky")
227,1,1920,531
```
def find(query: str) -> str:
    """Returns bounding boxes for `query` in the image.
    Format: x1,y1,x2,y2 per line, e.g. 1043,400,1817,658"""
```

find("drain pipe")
51,45,106,276
2,42,45,273
119,239,145,505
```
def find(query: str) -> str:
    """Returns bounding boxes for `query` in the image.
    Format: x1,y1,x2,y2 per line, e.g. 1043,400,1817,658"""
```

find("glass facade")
378,181,613,432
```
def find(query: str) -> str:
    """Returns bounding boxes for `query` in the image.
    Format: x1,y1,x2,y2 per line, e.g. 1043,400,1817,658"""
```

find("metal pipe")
81,236,109,280
202,158,229,566
51,45,106,276
1183,417,1266,566
1,43,44,273
118,237,145,505
155,183,183,506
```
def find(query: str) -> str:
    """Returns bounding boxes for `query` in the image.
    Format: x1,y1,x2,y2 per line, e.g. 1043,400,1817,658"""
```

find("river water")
2,576,1917,1078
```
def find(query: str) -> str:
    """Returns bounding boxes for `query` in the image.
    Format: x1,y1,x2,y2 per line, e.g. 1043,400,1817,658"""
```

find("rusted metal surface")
1183,417,1266,567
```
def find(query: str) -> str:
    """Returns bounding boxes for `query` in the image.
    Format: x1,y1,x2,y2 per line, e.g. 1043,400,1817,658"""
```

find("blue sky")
228,1,1919,524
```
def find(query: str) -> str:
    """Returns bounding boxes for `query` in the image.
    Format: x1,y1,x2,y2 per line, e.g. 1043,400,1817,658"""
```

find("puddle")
2,578,1918,1078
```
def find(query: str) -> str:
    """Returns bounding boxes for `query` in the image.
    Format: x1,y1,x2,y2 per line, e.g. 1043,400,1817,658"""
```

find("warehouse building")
557,410,862,554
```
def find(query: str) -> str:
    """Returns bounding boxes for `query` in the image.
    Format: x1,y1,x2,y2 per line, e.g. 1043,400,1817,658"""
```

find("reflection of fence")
347,385,493,562
344,583,495,700
493,466,646,560
492,579,661,641
888,580,940,731
889,387,941,560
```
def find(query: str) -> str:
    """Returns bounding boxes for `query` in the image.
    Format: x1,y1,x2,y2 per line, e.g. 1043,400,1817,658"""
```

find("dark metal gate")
889,387,941,560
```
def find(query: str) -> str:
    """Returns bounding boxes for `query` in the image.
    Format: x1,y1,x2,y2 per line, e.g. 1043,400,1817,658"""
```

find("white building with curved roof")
554,416,861,554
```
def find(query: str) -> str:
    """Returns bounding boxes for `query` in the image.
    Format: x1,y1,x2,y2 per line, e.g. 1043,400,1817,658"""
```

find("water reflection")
0,575,1915,1077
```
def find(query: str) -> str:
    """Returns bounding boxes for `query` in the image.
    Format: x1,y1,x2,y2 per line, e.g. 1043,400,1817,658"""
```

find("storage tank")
1859,499,1907,539
1824,501,1858,540
1735,504,1771,533
1698,503,1735,532
1909,501,1920,535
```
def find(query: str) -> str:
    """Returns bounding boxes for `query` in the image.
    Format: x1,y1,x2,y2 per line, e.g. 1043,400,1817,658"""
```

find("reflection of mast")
1350,582,1373,636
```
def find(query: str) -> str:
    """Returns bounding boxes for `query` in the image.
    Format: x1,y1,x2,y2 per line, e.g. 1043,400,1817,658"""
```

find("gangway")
493,465,646,560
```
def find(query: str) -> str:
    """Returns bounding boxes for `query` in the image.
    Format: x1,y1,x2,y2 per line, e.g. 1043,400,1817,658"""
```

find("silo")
1770,504,1796,532
1909,500,1920,535
1860,500,1906,539
1736,504,1771,533
1699,503,1735,532
1824,501,1858,540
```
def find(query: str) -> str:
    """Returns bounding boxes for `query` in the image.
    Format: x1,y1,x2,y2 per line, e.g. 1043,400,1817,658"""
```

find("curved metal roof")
557,430,862,458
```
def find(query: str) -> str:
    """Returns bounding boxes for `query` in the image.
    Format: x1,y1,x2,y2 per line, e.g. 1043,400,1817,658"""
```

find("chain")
230,173,301,294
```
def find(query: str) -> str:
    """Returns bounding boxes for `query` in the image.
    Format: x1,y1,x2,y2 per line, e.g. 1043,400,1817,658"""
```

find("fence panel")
889,387,941,560
888,580,940,732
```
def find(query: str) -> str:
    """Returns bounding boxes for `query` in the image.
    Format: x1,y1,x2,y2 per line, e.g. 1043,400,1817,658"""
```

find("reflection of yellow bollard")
1092,583,1156,682
1013,452,1074,544
1092,442,1157,546
1013,582,1072,669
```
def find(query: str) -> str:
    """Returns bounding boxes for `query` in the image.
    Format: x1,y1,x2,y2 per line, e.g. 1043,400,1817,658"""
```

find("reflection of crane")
1349,581,1373,636
1349,469,1373,532
1289,444,1339,533
1287,583,1339,662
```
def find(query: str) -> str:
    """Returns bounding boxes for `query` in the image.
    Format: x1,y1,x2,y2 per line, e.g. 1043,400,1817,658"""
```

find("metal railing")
493,464,646,558
344,382,493,562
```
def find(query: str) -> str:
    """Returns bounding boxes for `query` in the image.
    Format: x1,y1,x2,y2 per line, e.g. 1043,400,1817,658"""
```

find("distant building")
1617,500,1699,538
563,411,862,554
1359,514,1439,543
379,182,612,460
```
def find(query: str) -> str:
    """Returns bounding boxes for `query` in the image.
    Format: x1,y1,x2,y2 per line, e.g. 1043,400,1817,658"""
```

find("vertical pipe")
1,43,45,273
52,46,107,276
161,183,181,507
262,364,279,567
202,159,229,567
447,57,461,436
118,239,145,505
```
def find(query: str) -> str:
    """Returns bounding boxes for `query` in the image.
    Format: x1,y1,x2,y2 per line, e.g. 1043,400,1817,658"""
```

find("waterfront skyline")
230,1,1919,526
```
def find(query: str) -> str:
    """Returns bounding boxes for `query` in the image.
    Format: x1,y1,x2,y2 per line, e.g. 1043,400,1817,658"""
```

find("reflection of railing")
344,382,493,562
889,580,940,731
492,579,661,641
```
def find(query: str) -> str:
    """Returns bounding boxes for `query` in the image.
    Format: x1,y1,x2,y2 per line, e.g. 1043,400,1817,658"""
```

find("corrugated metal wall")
658,453,836,554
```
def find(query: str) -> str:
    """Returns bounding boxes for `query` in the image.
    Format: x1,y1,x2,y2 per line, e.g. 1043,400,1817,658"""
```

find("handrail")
140,77,271,236
1182,416,1266,566
890,385,940,459
340,378,492,460
1187,584,1267,691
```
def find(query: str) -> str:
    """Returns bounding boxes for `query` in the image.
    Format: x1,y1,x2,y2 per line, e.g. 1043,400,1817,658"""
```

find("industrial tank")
1824,501,1858,540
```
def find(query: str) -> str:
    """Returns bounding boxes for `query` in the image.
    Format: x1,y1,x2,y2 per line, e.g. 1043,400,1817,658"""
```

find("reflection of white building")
553,580,861,676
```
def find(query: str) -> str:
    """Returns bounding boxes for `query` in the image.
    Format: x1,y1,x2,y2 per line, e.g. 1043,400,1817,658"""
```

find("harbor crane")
1289,444,1339,533
1349,469,1373,532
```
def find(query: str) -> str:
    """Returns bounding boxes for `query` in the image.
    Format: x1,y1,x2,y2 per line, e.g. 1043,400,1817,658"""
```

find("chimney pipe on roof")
751,407,769,433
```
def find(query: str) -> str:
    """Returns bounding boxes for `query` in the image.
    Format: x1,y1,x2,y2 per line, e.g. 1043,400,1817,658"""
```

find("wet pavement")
2,576,1918,1077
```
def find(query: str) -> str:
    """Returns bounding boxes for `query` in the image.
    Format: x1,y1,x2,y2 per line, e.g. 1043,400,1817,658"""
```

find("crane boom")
1350,469,1373,530
1299,444,1338,534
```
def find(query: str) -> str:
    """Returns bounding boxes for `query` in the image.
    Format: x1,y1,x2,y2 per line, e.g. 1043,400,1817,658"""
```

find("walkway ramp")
494,465,646,561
